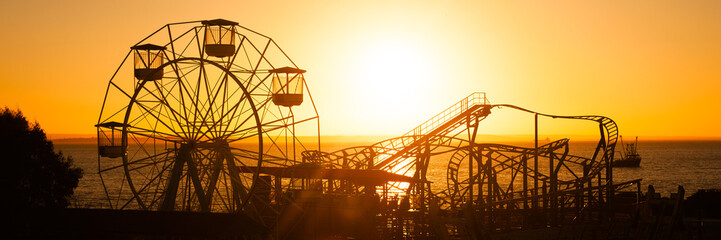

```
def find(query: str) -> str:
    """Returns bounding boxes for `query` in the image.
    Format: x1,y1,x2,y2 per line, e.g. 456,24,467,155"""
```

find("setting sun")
347,35,439,133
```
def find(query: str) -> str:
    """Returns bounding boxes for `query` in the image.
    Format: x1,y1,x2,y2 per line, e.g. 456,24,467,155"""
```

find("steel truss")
302,92,638,238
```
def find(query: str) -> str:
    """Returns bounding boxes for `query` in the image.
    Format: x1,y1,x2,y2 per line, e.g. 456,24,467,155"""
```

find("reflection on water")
55,140,721,208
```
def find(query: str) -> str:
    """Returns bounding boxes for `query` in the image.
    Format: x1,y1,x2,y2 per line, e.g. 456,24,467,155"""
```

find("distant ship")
613,136,641,167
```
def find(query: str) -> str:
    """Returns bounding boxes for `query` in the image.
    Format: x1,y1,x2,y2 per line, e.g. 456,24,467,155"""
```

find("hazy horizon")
48,133,721,142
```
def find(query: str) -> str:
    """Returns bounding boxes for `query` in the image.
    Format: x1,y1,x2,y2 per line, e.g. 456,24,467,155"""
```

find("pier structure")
94,19,643,239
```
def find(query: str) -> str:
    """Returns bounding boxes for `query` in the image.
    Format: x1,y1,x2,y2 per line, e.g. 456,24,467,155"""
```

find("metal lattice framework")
301,92,631,237
90,19,637,239
95,19,319,216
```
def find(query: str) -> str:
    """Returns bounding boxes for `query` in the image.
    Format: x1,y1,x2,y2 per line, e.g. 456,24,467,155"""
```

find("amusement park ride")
95,19,642,239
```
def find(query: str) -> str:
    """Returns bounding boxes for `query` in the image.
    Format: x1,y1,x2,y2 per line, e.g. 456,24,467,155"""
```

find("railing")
406,92,489,137
371,93,490,172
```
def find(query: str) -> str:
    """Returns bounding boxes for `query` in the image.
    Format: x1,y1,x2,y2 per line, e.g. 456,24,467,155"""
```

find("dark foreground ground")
8,208,266,239
7,208,721,240
8,189,721,239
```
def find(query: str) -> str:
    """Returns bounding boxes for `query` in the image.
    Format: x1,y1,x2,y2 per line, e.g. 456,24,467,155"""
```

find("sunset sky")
1,1,719,139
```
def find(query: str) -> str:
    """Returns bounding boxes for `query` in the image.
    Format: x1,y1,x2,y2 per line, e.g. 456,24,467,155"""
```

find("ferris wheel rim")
120,57,264,212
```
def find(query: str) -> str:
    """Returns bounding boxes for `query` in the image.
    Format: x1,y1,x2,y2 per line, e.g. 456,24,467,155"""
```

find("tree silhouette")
0,107,83,209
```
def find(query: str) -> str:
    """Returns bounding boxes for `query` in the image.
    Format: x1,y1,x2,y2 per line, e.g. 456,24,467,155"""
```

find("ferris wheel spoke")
127,100,163,126
125,125,180,143
156,79,193,132
186,63,207,140
131,94,186,139
127,130,171,163
138,103,179,139
109,80,133,100
195,69,228,139
260,115,314,135
158,75,205,138
197,94,252,140
188,69,219,140
216,78,231,137
131,159,176,209
175,76,196,139
125,119,180,141
125,149,173,187
149,77,196,139
229,146,290,167
100,149,174,173
127,155,173,172
225,108,283,141
171,63,206,138
156,104,190,139
208,74,241,134
218,93,254,134
177,79,208,139
194,94,256,141
200,75,237,140
131,157,174,195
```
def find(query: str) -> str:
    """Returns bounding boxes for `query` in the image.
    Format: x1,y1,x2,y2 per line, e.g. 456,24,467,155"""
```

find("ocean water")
612,140,721,196
55,140,721,208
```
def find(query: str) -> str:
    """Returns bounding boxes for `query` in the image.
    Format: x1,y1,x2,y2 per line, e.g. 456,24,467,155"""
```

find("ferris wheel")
95,19,319,213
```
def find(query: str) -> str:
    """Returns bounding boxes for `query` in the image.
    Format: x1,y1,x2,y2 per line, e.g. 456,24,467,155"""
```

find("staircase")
373,92,492,171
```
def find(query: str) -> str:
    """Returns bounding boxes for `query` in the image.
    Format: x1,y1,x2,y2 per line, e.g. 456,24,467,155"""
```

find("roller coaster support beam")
534,113,539,209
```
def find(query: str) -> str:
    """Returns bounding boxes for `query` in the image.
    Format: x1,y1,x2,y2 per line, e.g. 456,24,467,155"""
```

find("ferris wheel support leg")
204,152,225,209
160,145,190,211
186,153,210,212
221,146,265,222
223,149,248,210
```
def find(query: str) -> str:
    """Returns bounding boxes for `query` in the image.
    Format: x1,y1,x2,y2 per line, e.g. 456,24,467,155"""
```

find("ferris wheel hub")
191,141,230,150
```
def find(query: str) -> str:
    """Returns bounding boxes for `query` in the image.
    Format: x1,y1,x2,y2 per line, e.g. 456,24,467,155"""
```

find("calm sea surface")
55,140,721,208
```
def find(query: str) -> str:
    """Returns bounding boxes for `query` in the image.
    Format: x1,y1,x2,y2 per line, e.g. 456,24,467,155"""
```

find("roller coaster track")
369,94,617,183
491,104,618,180
297,93,621,236
439,138,611,210
304,93,617,200
372,92,492,173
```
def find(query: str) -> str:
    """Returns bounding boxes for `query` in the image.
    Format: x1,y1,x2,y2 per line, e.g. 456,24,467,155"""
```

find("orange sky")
1,1,720,139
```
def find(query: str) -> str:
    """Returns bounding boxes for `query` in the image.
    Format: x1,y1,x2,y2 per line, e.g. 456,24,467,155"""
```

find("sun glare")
349,37,438,134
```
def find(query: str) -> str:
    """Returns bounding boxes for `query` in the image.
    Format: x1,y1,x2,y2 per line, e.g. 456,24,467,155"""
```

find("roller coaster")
95,19,641,239
301,92,640,239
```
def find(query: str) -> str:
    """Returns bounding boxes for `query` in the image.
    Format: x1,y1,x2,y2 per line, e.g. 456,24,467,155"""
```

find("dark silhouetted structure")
93,18,689,239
